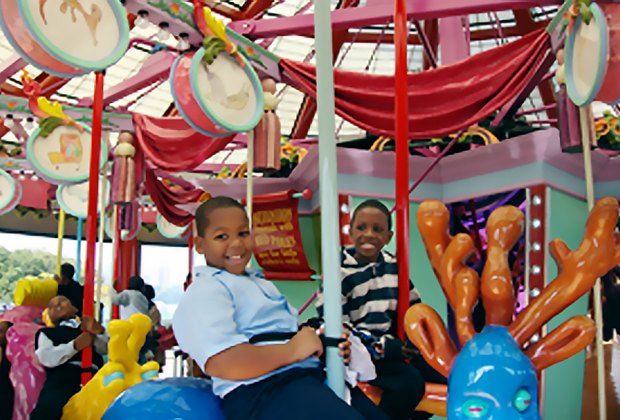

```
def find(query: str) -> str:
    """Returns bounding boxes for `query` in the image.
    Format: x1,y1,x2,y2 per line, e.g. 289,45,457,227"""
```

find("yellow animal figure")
13,275,58,306
62,314,160,420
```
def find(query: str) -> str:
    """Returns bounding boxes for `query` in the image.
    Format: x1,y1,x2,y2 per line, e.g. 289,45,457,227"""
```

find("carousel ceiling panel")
0,2,571,161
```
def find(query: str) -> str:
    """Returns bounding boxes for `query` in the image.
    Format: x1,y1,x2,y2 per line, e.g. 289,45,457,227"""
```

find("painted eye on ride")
514,388,532,412
462,399,489,418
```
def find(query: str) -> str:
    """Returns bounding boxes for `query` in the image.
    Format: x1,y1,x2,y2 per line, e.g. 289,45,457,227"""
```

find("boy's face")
195,206,253,275
48,295,78,324
350,207,393,262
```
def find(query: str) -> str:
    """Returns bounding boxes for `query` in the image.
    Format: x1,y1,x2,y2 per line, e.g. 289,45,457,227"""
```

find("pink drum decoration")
565,2,620,105
0,169,22,216
0,0,129,78
170,48,264,137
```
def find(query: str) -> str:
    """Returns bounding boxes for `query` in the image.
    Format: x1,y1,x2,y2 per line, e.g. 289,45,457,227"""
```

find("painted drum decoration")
57,179,110,219
26,122,108,184
157,213,189,239
0,169,22,216
565,2,620,106
170,48,264,137
0,0,129,78
104,208,142,241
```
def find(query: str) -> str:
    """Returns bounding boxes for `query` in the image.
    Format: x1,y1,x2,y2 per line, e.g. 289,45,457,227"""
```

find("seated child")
173,197,388,420
30,296,108,420
316,199,428,420
0,319,14,419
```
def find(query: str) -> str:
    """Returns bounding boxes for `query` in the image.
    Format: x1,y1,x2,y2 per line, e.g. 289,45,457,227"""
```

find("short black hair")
195,196,246,237
60,263,75,281
128,275,145,291
351,199,392,230
143,284,155,301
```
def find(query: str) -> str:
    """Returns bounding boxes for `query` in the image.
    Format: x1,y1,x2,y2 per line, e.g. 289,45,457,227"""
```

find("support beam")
77,51,176,107
439,17,470,64
229,0,562,39
0,54,27,85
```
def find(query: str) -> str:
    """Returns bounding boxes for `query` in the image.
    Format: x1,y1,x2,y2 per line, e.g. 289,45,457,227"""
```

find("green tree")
0,246,76,303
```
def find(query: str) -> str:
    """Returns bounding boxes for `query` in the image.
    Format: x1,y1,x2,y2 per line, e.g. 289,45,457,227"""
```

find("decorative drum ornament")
104,208,142,241
565,2,620,106
0,169,22,216
57,179,110,219
26,122,108,184
157,213,189,239
0,0,129,78
170,48,264,137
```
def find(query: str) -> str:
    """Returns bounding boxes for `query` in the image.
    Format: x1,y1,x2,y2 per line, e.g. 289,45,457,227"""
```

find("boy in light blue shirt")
173,197,386,420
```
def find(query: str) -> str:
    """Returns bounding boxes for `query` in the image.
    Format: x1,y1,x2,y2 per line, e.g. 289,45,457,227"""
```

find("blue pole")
76,218,83,283
313,1,345,398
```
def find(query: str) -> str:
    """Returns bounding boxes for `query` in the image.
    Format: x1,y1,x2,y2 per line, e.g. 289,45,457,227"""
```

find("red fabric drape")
144,169,203,226
280,29,551,139
133,114,234,171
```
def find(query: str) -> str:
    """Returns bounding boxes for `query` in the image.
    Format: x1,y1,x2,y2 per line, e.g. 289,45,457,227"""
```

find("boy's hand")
82,316,105,335
338,330,351,364
288,326,323,362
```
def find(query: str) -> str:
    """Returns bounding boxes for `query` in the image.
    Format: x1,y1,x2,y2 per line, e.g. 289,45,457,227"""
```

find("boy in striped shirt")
316,199,427,420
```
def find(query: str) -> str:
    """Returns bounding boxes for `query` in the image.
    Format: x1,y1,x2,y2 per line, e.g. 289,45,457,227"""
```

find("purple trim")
228,0,562,39
0,54,27,85
439,17,470,64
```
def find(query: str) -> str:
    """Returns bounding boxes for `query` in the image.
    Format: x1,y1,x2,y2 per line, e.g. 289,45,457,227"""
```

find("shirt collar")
195,265,264,280
343,246,386,266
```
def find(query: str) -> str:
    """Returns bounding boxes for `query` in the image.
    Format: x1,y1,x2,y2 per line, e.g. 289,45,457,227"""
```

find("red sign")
250,190,315,280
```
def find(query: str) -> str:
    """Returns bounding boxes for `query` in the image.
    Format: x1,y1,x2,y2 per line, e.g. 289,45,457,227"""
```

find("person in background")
111,276,149,320
603,266,620,343
0,319,14,419
55,263,84,316
143,284,165,369
31,296,107,420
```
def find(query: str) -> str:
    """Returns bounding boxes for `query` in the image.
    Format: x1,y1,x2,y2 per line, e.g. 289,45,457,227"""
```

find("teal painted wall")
543,189,589,419
271,214,321,322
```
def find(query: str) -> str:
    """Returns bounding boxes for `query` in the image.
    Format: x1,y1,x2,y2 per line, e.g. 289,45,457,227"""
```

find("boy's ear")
387,230,394,243
194,235,205,254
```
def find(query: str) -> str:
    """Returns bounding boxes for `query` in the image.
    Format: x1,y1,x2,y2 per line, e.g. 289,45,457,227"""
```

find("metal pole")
56,209,65,274
394,0,411,340
313,0,345,398
81,71,104,384
246,131,254,226
579,106,606,420
95,168,108,322
75,218,83,283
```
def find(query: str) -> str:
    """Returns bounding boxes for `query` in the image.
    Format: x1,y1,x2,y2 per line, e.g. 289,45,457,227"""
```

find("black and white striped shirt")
316,247,421,338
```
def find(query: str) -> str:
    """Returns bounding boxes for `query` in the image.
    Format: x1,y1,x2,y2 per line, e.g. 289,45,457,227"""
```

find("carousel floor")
581,340,620,419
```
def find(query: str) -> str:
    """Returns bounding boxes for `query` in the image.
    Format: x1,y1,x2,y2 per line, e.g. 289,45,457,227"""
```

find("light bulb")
340,204,349,214
18,173,25,181
136,10,149,28
532,242,542,252
177,32,190,51
31,174,39,181
24,117,35,131
3,115,14,129
157,22,170,41
532,218,542,229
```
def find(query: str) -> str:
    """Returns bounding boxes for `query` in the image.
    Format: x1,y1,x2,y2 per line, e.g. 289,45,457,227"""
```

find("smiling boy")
173,197,387,420
316,199,427,419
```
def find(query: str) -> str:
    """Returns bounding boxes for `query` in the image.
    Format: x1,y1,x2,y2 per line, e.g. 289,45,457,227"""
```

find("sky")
0,231,192,322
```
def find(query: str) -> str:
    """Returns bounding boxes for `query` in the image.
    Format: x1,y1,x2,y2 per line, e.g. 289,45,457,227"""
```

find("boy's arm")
110,289,129,307
409,280,422,305
205,327,322,380
173,280,323,382
35,331,92,368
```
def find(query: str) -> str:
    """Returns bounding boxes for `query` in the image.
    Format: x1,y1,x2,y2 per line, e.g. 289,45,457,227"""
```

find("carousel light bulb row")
133,9,191,51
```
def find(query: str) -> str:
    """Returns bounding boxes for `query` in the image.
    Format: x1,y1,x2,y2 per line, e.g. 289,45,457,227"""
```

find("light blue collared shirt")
173,265,320,397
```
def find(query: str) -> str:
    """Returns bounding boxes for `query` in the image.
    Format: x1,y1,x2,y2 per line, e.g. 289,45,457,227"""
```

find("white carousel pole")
246,131,254,227
314,0,345,398
579,106,606,420
94,164,108,322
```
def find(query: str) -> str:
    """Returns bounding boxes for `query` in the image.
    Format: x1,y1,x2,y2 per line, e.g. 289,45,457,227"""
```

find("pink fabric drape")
144,169,203,227
280,29,551,139
133,114,234,172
